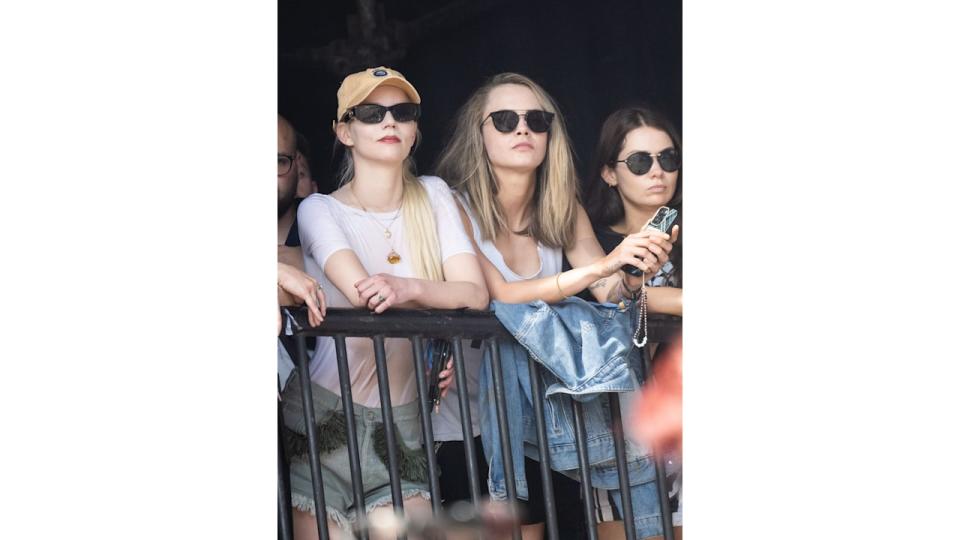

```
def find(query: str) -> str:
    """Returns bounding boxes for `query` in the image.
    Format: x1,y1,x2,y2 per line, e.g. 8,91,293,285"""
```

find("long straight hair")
434,73,579,250
334,134,444,282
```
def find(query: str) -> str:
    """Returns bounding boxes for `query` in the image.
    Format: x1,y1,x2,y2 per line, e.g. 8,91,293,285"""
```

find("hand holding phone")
622,206,678,277
426,339,451,413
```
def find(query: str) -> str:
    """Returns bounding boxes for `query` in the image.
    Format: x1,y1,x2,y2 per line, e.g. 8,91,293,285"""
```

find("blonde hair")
434,73,579,249
336,137,444,282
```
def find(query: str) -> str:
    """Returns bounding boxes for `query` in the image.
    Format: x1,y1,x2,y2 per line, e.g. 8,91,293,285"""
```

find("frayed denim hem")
290,493,352,530
291,489,432,527
364,488,431,512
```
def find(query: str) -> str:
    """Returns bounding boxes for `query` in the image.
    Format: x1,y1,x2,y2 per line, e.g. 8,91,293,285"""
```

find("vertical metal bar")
372,334,406,520
608,394,636,540
571,400,598,540
487,339,521,540
411,336,442,513
278,398,294,540
333,335,367,538
296,335,331,540
527,361,559,540
641,346,675,540
654,458,674,540
451,338,482,506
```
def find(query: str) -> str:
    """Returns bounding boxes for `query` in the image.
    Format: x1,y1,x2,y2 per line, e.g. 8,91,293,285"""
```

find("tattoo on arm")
588,278,608,290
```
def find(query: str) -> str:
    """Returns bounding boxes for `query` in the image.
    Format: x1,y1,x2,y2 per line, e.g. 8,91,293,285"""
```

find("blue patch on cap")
373,69,388,77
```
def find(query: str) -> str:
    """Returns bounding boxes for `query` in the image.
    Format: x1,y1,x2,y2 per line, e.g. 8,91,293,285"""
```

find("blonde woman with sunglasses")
284,67,488,540
433,73,677,540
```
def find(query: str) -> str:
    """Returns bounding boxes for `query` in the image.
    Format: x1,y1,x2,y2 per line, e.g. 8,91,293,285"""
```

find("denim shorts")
281,371,430,526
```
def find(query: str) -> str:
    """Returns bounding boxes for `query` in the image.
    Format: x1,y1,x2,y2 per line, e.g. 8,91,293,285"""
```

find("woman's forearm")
646,286,683,316
405,279,490,310
487,262,607,304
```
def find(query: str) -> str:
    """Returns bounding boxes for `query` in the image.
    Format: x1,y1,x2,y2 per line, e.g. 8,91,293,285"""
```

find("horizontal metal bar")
282,307,681,343
284,307,513,339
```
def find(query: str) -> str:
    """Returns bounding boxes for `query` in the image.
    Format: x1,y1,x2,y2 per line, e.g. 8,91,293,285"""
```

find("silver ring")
377,294,386,303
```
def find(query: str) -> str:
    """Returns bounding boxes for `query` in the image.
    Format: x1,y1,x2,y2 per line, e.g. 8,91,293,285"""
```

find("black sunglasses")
343,102,421,124
484,110,554,133
615,148,681,175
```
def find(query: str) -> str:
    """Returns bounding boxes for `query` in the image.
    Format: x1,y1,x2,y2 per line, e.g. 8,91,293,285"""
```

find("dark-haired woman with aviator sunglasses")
584,106,683,316
584,105,684,540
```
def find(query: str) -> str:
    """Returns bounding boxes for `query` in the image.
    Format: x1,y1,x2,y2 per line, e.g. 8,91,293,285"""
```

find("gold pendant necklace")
351,183,403,264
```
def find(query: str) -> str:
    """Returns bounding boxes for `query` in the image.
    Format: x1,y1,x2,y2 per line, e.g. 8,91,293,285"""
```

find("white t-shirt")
431,192,562,441
297,175,475,407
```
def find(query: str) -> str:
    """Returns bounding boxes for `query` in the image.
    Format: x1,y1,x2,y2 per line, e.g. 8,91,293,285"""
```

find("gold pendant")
387,250,401,264
384,230,391,239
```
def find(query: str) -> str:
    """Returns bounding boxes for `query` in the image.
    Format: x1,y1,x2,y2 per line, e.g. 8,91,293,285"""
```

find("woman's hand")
597,226,677,277
278,262,326,327
437,358,455,399
640,224,680,277
354,273,420,314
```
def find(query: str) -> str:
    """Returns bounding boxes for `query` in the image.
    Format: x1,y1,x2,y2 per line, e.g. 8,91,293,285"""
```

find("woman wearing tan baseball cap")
281,67,488,538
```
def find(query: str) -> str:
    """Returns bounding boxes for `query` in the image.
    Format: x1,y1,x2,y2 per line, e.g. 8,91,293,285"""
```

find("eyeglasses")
278,153,295,176
342,103,421,124
483,110,554,133
614,148,681,175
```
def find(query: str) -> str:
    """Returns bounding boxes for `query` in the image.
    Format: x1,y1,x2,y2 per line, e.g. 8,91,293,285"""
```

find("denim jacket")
479,297,655,500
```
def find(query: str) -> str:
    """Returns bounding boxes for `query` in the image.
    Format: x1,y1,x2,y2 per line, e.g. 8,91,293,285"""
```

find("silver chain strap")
632,282,648,348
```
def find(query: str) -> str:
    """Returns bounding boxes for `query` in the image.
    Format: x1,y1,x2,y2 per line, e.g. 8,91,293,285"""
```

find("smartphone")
426,339,451,412
622,206,678,277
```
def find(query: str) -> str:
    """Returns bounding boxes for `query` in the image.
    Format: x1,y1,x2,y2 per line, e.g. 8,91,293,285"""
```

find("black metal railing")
279,307,681,540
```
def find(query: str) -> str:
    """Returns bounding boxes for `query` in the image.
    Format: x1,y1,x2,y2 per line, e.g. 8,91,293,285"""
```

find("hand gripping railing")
278,307,680,540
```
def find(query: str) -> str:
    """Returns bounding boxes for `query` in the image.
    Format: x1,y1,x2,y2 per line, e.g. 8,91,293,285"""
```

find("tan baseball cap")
335,66,422,123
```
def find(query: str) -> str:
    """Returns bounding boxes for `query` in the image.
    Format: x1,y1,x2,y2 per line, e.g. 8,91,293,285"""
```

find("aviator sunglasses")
483,110,555,133
342,102,421,124
615,148,681,175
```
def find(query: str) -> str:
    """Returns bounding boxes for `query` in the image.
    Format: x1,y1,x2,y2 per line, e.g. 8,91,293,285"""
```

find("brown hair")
434,73,579,249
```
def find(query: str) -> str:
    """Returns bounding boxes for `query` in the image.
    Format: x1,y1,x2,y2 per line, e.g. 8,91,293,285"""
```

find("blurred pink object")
630,339,682,455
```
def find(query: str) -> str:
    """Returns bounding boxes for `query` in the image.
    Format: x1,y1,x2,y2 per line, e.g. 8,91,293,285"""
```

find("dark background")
279,0,681,194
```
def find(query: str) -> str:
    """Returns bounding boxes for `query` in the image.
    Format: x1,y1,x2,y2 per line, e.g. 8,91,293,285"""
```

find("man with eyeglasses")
278,115,326,381
278,115,302,260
